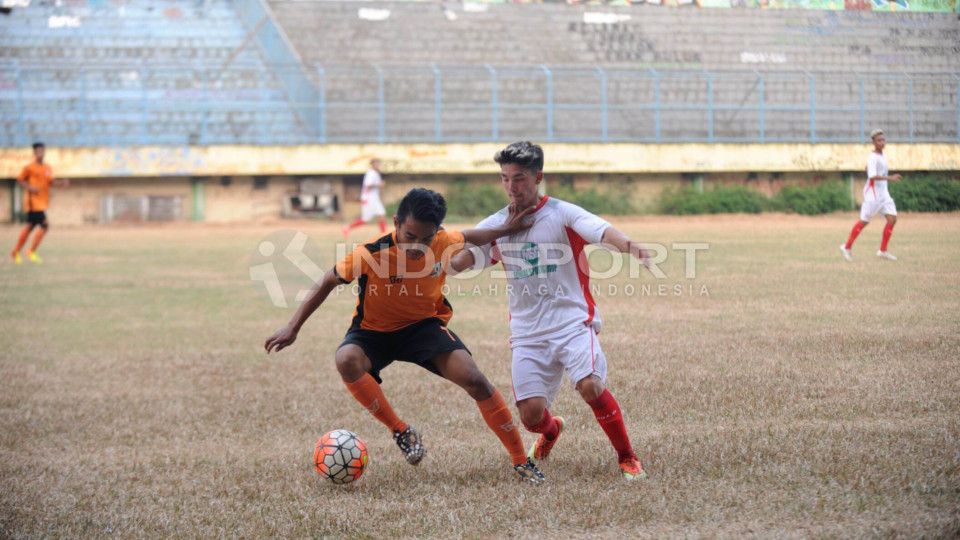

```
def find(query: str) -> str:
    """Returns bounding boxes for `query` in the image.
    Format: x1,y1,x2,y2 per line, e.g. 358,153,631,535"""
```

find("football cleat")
528,416,564,461
619,457,647,481
839,245,853,262
393,425,425,465
876,250,897,261
514,458,546,484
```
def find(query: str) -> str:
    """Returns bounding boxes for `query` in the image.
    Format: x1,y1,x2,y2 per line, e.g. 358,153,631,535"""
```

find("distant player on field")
10,142,69,265
451,141,649,480
266,188,547,483
841,128,902,262
342,158,387,237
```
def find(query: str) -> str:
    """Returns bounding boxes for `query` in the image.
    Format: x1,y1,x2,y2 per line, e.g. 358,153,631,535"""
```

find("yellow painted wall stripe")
2,143,958,178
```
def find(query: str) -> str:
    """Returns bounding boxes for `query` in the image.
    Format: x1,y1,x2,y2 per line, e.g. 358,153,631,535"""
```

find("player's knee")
457,369,492,400
334,347,366,381
575,375,605,402
518,403,546,430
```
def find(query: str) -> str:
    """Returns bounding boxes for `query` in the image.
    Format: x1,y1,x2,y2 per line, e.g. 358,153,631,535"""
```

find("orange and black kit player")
11,142,66,265
265,188,546,483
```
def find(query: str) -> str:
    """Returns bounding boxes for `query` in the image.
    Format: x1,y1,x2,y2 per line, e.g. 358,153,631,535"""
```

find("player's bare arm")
449,248,476,273
600,226,650,266
17,177,40,194
460,204,534,248
264,268,342,353
869,173,902,182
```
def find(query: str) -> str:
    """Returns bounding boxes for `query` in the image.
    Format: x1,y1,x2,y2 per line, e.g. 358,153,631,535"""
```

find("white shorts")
511,325,607,406
361,196,386,222
860,198,897,222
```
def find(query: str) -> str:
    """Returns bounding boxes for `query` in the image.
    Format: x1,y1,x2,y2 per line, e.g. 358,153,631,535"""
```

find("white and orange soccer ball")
314,429,369,484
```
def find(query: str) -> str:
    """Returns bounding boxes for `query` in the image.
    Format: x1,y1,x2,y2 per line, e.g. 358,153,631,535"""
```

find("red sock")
378,217,387,233
845,221,866,250
880,221,895,252
588,389,636,463
522,408,560,441
345,218,365,232
11,225,31,256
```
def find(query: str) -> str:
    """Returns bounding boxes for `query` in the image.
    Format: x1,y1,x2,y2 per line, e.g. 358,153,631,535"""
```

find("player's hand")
502,204,535,233
631,242,652,269
891,174,902,181
27,186,40,194
264,325,298,354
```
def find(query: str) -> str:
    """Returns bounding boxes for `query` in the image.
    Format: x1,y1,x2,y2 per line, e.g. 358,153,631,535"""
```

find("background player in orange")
10,142,69,265
265,188,547,483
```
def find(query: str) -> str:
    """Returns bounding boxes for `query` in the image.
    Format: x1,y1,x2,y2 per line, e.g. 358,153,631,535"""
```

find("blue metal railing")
1,64,957,147
233,0,320,139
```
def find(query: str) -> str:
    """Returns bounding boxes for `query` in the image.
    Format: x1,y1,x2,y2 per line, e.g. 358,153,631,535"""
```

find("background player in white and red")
841,129,902,261
452,141,650,481
343,158,387,237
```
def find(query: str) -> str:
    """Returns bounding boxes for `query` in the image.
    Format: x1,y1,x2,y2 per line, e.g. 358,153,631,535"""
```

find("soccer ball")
314,429,369,484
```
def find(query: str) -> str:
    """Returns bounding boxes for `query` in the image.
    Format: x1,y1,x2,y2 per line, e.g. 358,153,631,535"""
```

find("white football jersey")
362,169,382,202
470,196,611,344
865,152,891,202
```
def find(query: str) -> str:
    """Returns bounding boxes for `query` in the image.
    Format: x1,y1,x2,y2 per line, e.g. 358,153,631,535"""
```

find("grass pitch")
2,213,959,537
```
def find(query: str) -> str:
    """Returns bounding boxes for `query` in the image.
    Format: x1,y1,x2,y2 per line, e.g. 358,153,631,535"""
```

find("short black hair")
32,142,44,150
395,188,446,227
494,141,543,172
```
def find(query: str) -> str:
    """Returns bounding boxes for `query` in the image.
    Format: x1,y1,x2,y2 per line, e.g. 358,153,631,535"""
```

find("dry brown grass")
2,213,959,538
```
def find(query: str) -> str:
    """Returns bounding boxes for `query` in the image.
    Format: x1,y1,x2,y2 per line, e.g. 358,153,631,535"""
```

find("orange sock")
11,226,31,256
28,227,46,253
477,389,527,466
344,373,408,433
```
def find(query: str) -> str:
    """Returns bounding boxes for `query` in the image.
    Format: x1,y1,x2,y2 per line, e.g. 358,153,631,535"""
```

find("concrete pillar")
11,179,22,223
191,178,205,221
844,172,855,210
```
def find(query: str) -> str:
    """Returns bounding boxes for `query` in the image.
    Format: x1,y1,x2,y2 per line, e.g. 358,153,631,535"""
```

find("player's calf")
519,398,563,461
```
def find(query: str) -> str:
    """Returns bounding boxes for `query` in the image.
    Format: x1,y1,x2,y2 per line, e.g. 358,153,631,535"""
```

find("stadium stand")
0,0,310,146
1,0,957,145
269,0,959,143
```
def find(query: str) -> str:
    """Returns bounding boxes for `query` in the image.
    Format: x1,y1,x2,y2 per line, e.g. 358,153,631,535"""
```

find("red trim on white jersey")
564,226,596,326
589,328,596,372
532,195,549,213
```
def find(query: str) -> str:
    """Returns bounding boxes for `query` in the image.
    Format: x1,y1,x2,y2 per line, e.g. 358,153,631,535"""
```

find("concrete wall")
339,170,877,218
3,143,959,179
3,176,305,225
3,143,957,224
2,168,942,225
202,176,301,223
